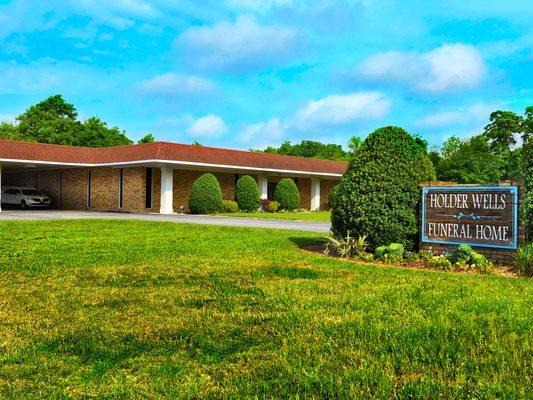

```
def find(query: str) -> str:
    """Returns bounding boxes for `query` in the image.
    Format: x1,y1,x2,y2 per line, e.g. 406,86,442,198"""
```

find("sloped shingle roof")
0,140,347,176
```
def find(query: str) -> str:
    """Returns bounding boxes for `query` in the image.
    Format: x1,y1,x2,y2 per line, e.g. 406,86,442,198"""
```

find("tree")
484,110,523,150
434,135,504,184
16,94,80,145
191,141,203,146
3,94,132,147
75,117,132,147
259,140,348,161
138,133,155,144
348,136,362,153
331,126,435,250
0,122,20,140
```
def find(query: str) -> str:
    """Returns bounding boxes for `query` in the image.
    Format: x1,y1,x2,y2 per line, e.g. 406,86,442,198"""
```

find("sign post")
420,183,523,263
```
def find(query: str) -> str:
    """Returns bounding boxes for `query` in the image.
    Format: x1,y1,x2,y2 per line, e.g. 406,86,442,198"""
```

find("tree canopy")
0,94,132,147
256,140,349,161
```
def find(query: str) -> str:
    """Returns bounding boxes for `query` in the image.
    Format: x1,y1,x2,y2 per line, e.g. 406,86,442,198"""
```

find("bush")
375,243,404,262
469,252,494,274
428,256,453,271
325,234,367,259
328,184,340,210
331,126,435,250
260,198,270,211
450,244,473,264
188,173,223,214
515,243,533,276
222,200,238,213
266,201,280,213
236,175,260,212
274,178,300,211
448,245,493,274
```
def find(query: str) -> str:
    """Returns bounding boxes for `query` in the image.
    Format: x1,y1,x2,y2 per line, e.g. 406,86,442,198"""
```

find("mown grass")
216,210,331,221
0,219,531,399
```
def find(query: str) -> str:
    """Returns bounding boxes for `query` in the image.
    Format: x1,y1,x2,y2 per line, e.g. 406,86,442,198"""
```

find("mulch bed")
299,242,520,278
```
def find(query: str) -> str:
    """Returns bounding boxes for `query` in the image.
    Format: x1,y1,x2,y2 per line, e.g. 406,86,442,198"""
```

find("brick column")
160,167,174,214
311,177,320,211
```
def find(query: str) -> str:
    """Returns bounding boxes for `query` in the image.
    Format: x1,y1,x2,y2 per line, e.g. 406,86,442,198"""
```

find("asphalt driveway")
0,210,331,233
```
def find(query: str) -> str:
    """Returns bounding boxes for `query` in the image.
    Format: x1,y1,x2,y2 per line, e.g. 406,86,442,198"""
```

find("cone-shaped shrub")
236,175,260,212
274,178,300,211
188,173,223,214
331,126,435,249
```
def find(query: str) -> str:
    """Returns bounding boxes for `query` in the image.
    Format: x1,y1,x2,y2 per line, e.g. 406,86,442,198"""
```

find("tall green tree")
259,140,348,161
2,94,132,147
138,133,156,144
433,135,504,184
76,117,131,147
16,94,80,145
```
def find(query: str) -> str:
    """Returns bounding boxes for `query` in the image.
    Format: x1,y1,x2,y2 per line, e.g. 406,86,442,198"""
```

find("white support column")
258,174,268,200
160,166,174,214
310,177,320,211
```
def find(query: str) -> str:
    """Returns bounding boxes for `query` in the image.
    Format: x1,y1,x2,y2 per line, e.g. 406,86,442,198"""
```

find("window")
5,189,20,195
118,169,123,209
21,189,42,195
145,168,153,208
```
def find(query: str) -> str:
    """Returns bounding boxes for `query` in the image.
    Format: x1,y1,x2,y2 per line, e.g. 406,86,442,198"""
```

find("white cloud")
0,64,60,93
239,118,285,144
415,103,497,128
291,92,390,130
187,114,228,137
226,0,299,10
0,114,16,123
137,73,216,96
357,43,485,93
176,15,298,71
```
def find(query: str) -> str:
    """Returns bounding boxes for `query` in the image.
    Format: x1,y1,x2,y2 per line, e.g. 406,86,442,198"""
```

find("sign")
421,186,518,249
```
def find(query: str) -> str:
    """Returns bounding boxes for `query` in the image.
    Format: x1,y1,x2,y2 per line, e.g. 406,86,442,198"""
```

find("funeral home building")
0,139,347,214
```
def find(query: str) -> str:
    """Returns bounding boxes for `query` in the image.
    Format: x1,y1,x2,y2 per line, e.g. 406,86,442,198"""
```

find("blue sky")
0,0,531,150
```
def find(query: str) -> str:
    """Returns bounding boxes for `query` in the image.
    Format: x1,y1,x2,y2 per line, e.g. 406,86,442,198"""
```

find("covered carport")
0,161,64,211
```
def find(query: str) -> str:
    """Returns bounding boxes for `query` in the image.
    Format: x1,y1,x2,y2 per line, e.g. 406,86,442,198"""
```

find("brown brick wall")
37,171,61,206
3,167,339,214
89,168,119,211
61,169,87,209
320,179,338,210
298,178,311,210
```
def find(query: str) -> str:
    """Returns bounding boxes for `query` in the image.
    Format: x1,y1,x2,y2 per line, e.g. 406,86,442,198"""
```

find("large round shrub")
236,175,260,212
188,173,223,214
274,178,300,211
331,126,436,249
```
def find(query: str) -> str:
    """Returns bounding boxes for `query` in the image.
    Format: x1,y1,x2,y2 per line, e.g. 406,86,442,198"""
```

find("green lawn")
217,210,331,221
0,220,531,399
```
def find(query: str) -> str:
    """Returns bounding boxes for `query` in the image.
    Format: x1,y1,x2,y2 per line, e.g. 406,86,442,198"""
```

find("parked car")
1,186,52,208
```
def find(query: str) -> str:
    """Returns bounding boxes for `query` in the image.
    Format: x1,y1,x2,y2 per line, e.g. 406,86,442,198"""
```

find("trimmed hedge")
188,173,223,214
331,126,436,249
274,178,300,211
222,200,238,213
236,175,260,212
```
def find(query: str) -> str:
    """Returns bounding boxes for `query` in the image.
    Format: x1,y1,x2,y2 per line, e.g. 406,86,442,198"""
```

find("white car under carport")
1,186,52,208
